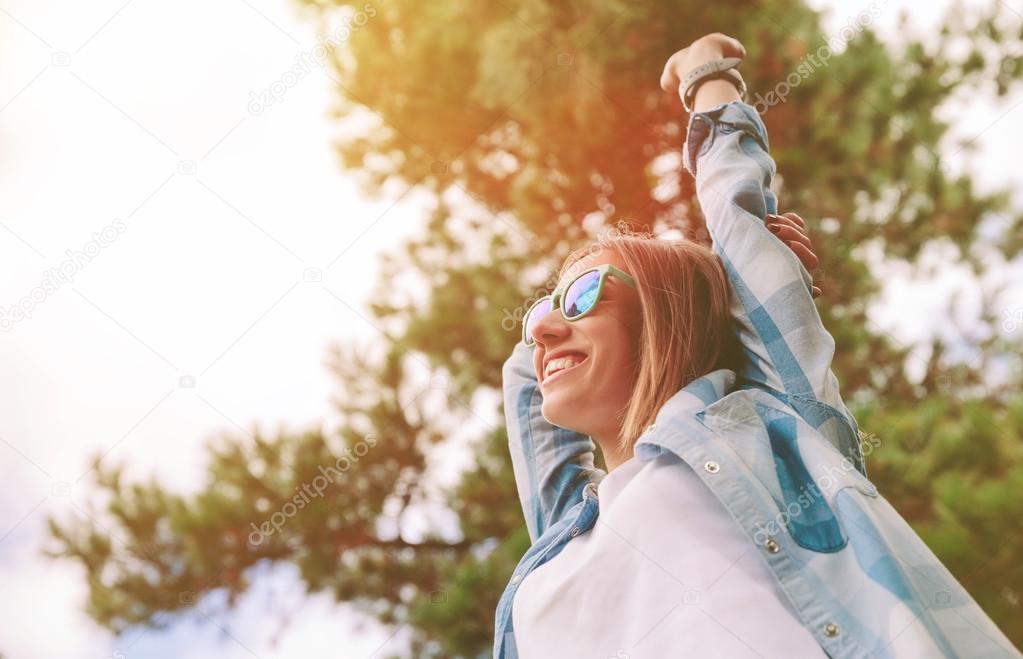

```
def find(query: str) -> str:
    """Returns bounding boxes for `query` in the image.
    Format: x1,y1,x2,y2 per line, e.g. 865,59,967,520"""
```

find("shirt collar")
583,369,736,497
658,368,735,417
633,368,736,458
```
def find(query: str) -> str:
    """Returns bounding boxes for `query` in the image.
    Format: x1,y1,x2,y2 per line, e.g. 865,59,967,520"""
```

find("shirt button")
764,537,781,553
703,460,720,473
645,423,657,434
510,573,522,585
570,527,580,537
823,622,840,637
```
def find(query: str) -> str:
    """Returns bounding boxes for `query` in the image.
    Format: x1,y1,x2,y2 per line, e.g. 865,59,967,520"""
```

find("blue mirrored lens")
564,270,601,318
524,297,553,343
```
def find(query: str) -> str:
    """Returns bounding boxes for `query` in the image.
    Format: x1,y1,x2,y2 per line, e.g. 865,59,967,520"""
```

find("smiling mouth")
542,355,589,387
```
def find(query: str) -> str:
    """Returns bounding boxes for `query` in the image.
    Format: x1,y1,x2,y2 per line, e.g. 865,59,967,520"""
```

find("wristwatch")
681,57,747,112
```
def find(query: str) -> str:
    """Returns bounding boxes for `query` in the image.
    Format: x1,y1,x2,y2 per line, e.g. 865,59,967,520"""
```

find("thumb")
720,34,746,60
660,53,681,93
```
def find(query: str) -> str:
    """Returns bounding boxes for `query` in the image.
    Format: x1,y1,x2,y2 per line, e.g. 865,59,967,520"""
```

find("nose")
529,303,570,346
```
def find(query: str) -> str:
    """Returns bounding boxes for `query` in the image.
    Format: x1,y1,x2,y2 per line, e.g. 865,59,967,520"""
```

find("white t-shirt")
512,451,828,659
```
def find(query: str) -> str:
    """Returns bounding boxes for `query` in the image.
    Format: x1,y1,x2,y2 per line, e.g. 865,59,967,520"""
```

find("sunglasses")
523,263,637,347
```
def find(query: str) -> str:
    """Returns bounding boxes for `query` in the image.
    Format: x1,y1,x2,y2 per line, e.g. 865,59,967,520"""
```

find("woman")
493,33,1020,659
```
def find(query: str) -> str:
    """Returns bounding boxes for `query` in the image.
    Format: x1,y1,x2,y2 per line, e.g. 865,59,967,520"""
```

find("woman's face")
530,248,642,441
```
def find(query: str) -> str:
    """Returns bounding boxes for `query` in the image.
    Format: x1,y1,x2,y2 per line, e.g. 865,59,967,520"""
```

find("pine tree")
48,1,1023,656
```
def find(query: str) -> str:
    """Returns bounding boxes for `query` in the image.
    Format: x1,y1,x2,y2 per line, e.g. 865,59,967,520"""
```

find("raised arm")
502,339,604,544
662,34,867,475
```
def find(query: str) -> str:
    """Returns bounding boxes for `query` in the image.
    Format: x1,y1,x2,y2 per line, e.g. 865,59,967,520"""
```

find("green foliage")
47,0,1023,655
854,395,1023,633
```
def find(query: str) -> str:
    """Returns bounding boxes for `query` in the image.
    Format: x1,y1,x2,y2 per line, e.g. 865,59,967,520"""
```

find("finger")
787,240,820,272
767,213,807,237
769,223,812,250
812,285,822,299
727,36,747,60
780,211,806,229
714,33,746,59
660,51,683,93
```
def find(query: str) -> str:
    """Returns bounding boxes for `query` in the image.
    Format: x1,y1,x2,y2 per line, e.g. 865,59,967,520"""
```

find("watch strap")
681,57,746,112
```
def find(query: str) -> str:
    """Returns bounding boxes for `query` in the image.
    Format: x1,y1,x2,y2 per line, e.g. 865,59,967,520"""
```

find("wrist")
673,57,721,89
681,60,745,112
691,78,743,113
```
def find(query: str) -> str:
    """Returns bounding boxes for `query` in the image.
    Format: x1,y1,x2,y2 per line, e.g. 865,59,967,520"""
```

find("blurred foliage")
46,0,1023,656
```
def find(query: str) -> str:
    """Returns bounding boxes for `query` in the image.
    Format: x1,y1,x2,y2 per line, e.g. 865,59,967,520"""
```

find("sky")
0,0,1021,658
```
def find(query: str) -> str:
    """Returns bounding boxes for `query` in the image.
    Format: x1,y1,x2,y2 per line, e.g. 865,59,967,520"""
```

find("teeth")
545,355,585,379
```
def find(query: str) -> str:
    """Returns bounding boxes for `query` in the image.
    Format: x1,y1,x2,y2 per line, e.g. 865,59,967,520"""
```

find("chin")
541,397,578,430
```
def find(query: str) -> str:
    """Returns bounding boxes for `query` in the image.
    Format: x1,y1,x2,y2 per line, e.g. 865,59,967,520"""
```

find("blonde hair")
557,224,742,456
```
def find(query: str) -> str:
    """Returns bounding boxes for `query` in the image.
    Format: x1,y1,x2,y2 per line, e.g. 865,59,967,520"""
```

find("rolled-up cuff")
683,101,771,178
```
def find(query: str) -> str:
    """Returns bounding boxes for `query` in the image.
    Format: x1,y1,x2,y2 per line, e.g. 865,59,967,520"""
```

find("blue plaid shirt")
495,101,1020,658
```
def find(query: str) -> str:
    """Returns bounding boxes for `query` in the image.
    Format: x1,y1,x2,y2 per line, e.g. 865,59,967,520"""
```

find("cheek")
540,332,636,423
589,326,639,382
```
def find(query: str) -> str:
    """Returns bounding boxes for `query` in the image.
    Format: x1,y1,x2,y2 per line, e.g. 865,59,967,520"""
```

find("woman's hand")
659,32,746,102
769,212,823,298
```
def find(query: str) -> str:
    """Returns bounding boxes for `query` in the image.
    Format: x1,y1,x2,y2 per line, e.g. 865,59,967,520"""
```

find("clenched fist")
659,33,746,104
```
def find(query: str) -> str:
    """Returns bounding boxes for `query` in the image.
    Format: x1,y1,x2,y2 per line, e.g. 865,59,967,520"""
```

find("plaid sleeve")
502,338,605,544
684,101,867,476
